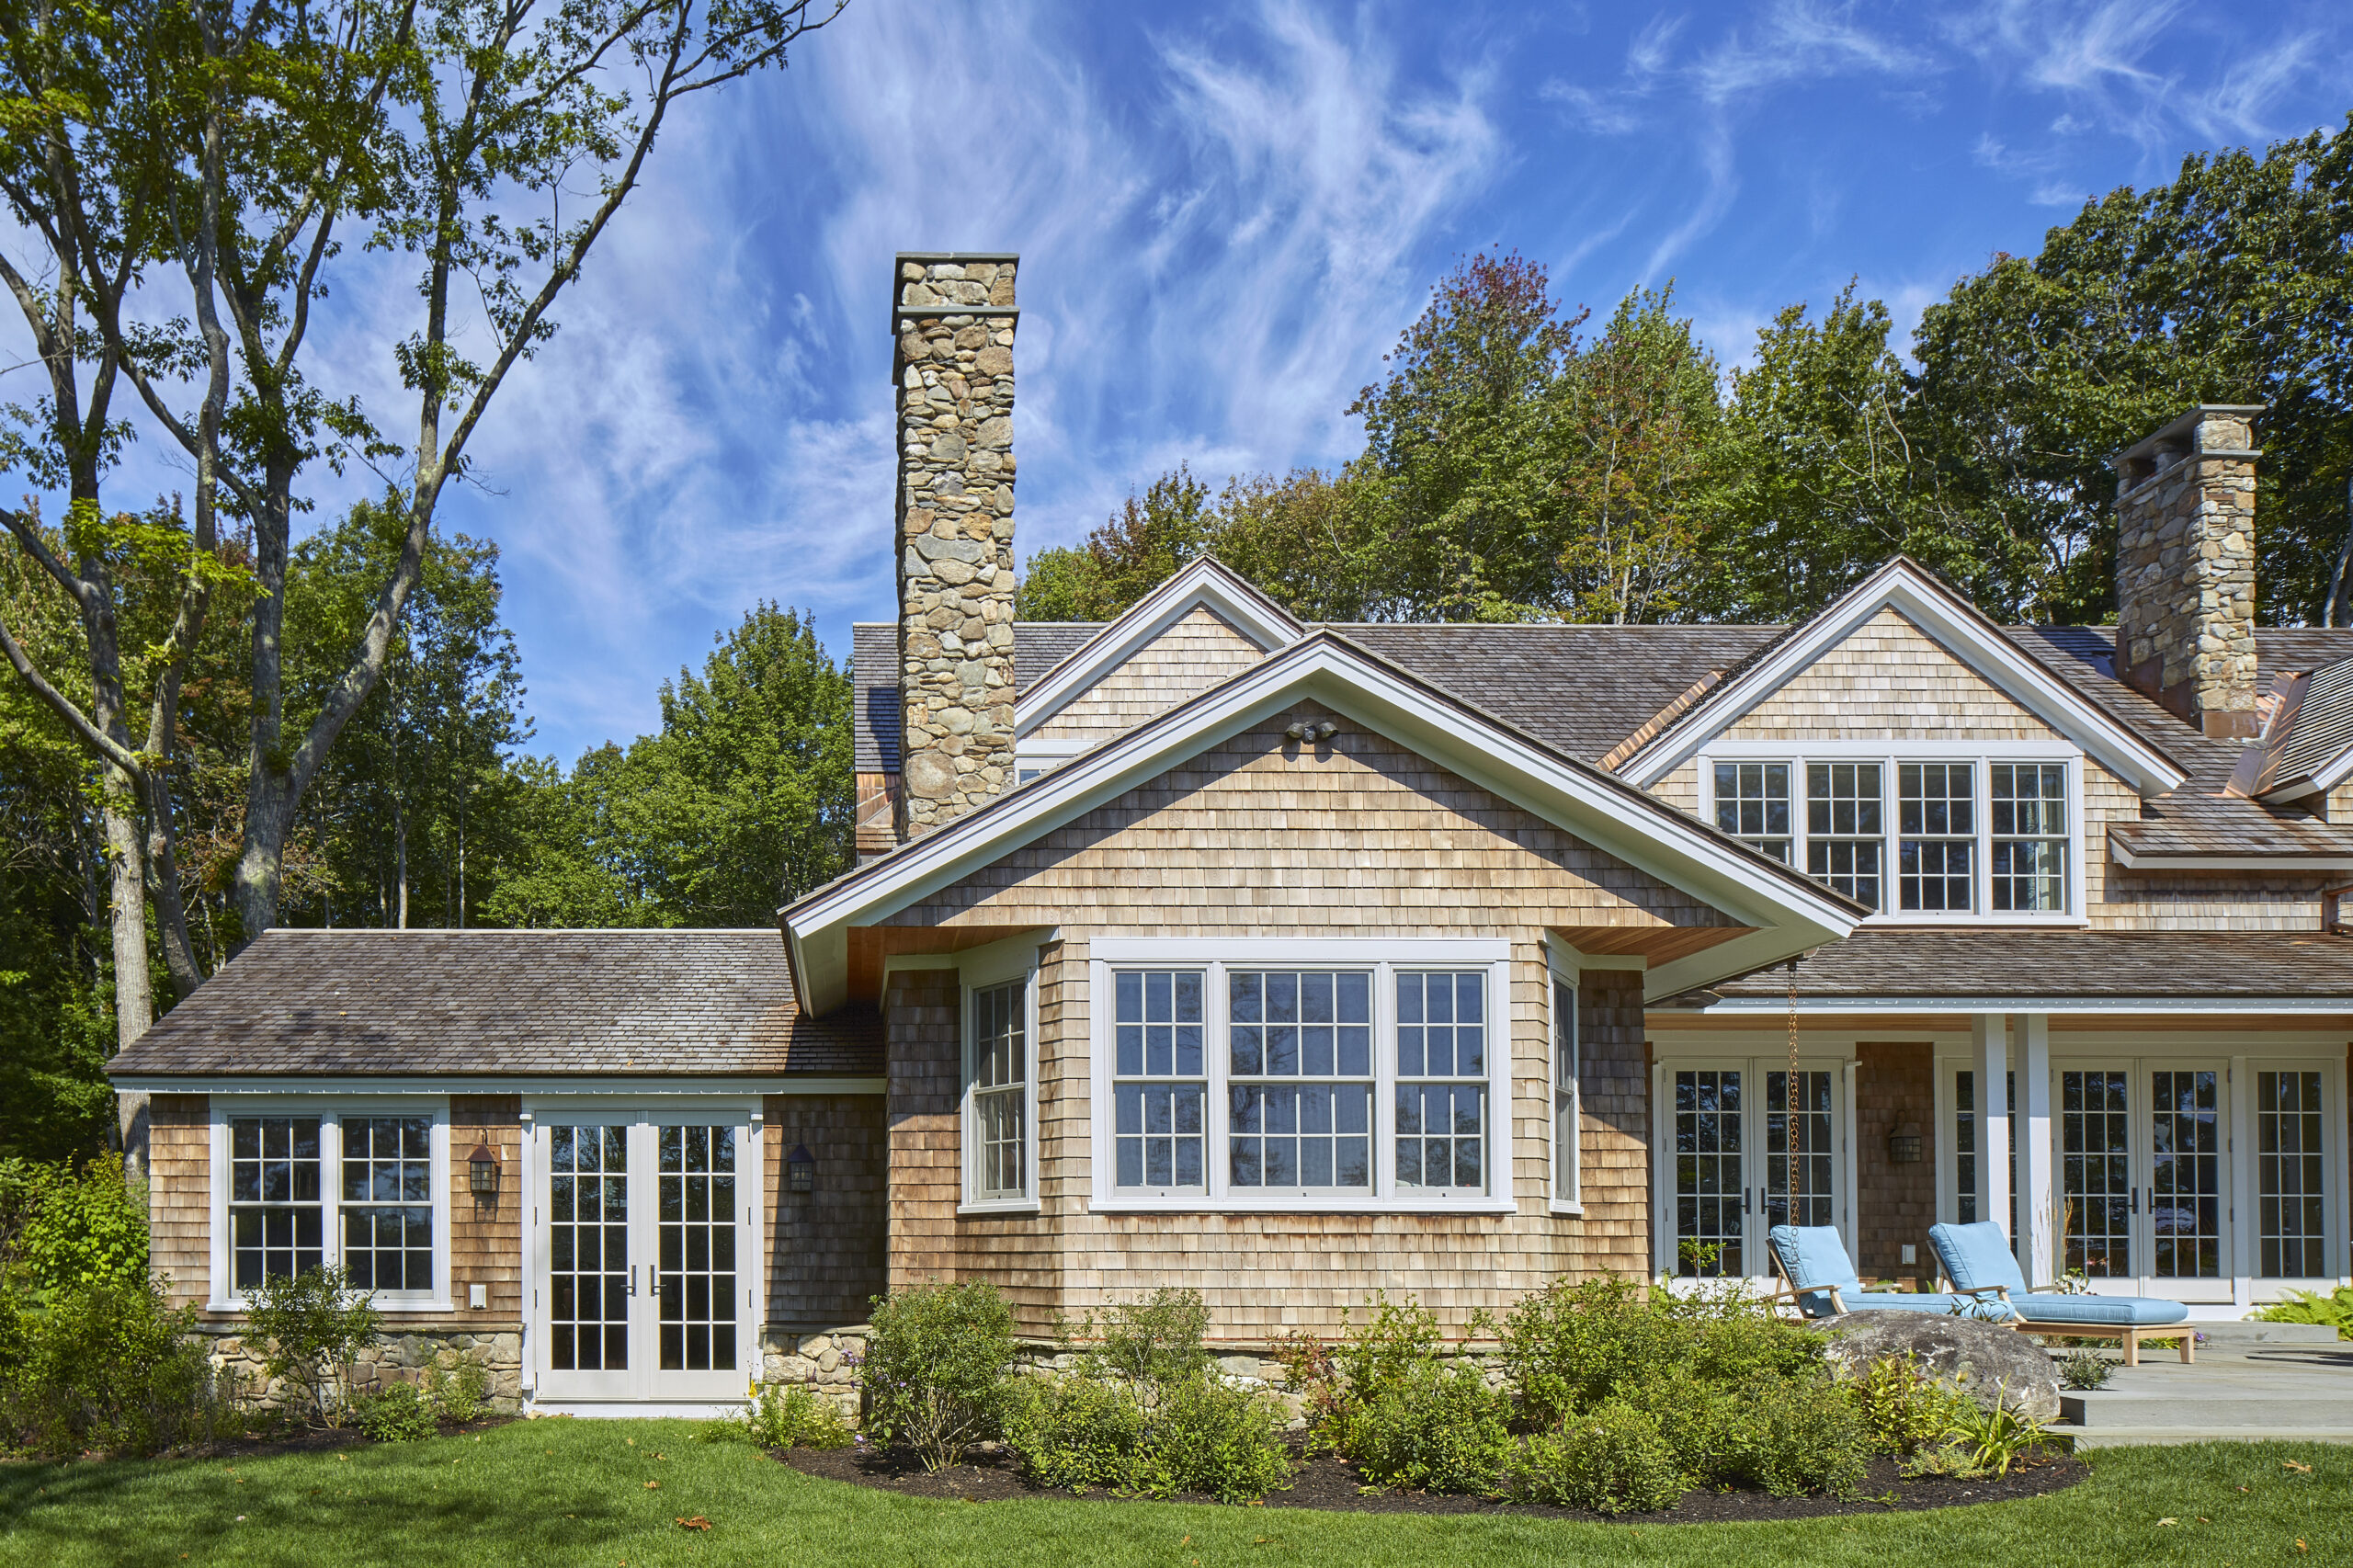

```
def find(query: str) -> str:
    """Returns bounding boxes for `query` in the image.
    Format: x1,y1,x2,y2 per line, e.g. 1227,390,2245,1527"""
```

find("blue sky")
30,1,2353,764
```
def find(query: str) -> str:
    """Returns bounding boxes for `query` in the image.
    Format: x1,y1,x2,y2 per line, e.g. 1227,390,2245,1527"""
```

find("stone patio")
2046,1321,2353,1448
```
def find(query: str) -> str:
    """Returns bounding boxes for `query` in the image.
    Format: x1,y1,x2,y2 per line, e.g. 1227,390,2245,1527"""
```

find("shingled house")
109,255,2353,1412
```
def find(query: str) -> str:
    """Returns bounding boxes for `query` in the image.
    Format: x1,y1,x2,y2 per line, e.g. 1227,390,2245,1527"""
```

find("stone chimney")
2113,404,2263,738
893,253,1019,837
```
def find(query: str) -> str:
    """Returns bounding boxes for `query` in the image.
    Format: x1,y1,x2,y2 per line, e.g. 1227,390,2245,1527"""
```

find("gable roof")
1014,556,1305,738
789,631,1866,1016
106,929,882,1083
1614,557,2188,795
2262,654,2353,801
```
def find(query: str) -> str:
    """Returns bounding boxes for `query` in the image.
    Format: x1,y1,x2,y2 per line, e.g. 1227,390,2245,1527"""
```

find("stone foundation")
200,1324,524,1413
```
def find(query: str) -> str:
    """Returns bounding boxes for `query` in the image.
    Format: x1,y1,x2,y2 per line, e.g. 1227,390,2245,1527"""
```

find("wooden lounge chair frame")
1942,1281,2194,1367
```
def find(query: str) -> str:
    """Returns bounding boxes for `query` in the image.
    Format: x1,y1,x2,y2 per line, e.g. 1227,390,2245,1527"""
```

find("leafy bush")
244,1265,381,1427
1501,1274,1817,1426
1074,1287,1212,1385
1513,1401,1684,1514
1331,1291,1444,1409
0,1154,150,1294
1841,1353,1972,1458
1146,1370,1295,1503
0,1277,244,1456
427,1360,491,1424
1710,1373,1873,1498
859,1280,1016,1471
1003,1367,1292,1504
745,1381,854,1449
2057,1350,2113,1391
1333,1358,1514,1497
352,1380,438,1441
1004,1372,1152,1492
2253,1286,2353,1340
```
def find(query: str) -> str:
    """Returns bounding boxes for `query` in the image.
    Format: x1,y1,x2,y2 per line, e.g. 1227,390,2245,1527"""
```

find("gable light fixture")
468,1142,501,1197
787,1143,817,1195
1285,720,1339,743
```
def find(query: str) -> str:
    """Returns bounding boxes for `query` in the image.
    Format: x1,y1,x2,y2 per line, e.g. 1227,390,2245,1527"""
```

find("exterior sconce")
1887,1124,1924,1165
787,1143,816,1195
468,1142,501,1198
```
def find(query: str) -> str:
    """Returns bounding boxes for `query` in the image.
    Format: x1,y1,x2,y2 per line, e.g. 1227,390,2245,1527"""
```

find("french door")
2054,1062,2233,1301
1666,1060,1847,1281
534,1114,757,1402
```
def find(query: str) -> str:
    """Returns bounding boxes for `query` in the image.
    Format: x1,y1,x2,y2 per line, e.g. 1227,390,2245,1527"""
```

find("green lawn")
0,1421,2340,1568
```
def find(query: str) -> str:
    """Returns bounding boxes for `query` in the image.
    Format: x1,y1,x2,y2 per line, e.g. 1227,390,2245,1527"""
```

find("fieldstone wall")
199,1325,523,1413
2115,404,2261,738
893,252,1019,838
759,1326,870,1417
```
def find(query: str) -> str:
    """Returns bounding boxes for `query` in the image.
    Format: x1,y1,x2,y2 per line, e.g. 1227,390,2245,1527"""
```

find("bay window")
1091,942,1513,1211
1704,748,2080,921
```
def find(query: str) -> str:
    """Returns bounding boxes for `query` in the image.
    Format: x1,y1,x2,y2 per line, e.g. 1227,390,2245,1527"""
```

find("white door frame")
2047,1057,2235,1302
1654,1056,1853,1289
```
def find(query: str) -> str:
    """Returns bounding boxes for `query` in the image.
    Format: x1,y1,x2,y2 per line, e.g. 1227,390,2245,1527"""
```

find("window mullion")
1207,960,1226,1201
1374,961,1392,1200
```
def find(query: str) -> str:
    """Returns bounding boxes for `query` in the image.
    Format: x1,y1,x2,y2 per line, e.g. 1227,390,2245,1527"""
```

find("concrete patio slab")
2045,1321,2353,1448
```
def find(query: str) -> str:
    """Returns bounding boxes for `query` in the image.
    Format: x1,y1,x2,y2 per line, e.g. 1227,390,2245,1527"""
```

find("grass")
0,1420,2340,1568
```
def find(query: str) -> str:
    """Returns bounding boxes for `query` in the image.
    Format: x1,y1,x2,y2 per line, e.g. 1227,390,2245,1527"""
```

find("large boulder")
1813,1310,2062,1422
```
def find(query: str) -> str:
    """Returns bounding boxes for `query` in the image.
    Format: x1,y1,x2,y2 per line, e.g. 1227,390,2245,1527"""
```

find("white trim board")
119,1075,886,1096
1014,556,1305,738
1620,557,2187,797
786,631,1863,1015
1667,996,2353,1016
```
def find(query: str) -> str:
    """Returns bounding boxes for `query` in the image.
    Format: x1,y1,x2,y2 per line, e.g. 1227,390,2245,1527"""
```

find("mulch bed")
779,1439,2087,1523
156,1415,517,1462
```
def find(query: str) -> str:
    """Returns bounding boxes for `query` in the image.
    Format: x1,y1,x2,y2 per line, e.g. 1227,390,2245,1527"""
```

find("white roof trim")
1014,556,1306,738
2108,843,2353,871
1672,994,2352,1017
788,632,1861,1015
1620,557,2188,796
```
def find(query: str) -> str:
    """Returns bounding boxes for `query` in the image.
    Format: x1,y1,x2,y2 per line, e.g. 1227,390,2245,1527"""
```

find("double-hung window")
231,1116,324,1291
971,980,1029,1201
1713,762,1791,862
1551,974,1579,1207
340,1116,434,1294
1989,763,2067,912
1095,944,1511,1210
1898,763,1973,912
218,1104,449,1308
1806,763,1883,909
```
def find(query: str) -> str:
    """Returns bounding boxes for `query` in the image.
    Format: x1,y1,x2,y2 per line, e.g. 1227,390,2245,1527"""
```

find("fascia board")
1645,929,1835,1004
791,639,1859,1012
107,1074,888,1096
1622,565,2186,795
2108,840,2353,871
1677,994,2353,1017
1014,559,1305,738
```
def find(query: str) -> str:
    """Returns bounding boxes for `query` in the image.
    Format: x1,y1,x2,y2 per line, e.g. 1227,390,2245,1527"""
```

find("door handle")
2131,1187,2140,1215
629,1264,639,1297
1743,1187,1752,1214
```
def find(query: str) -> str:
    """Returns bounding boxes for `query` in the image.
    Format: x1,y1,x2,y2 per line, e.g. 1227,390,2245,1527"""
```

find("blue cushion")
1769,1226,1860,1290
2009,1294,2190,1327
1930,1221,2029,1295
1841,1292,2016,1321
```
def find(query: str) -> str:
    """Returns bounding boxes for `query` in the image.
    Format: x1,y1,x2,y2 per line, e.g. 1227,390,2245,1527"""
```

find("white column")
2017,1015,2054,1284
1973,1013,2011,1243
2229,1054,2253,1310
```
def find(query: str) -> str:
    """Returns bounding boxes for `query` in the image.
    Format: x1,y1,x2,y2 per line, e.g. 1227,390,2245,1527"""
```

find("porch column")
2015,1015,2055,1284
1972,1014,2011,1243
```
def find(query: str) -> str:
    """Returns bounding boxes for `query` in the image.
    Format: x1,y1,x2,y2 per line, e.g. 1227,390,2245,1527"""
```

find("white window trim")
960,943,1042,1216
209,1096,453,1314
1545,941,1582,1215
1087,938,1515,1214
1014,736,1092,785
1699,745,2087,926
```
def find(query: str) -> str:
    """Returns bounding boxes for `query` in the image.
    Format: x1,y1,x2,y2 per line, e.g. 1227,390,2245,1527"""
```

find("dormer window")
1703,746,2080,922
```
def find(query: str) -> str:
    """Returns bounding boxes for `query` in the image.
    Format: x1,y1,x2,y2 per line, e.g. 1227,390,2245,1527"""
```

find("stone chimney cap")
2112,403,2263,496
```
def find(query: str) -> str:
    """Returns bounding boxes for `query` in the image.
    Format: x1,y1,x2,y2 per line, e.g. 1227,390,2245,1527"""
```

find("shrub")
1147,1370,1295,1503
244,1265,381,1427
1711,1373,1873,1498
1513,1401,1685,1514
1332,1291,1443,1409
427,1361,492,1424
0,1154,150,1294
0,1277,243,1456
1003,1369,1294,1504
1004,1374,1152,1493
2253,1286,2353,1340
352,1380,438,1441
2057,1350,2113,1391
1841,1353,1972,1458
1501,1274,1818,1426
859,1279,1016,1471
1075,1287,1212,1385
746,1381,855,1449
1332,1358,1513,1497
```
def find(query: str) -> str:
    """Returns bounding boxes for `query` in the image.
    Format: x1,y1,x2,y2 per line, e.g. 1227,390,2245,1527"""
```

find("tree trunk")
2327,469,2353,628
144,770,203,1002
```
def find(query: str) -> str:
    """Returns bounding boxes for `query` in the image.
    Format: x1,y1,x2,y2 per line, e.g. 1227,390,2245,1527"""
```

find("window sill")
1548,1199,1585,1217
1089,1196,1517,1216
957,1199,1041,1217
1860,915,2088,927
208,1298,455,1315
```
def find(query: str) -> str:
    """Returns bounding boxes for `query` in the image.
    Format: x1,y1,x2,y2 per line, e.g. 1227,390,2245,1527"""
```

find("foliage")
0,1277,244,1456
242,1266,381,1429
1839,1353,1973,1458
1511,1400,1684,1514
1142,1370,1296,1504
1708,1372,1875,1498
1500,1273,1818,1426
1944,1383,2055,1478
1331,1358,1515,1497
351,1381,438,1442
426,1361,492,1425
713,1381,853,1449
1070,1286,1213,1386
2058,1350,2116,1390
858,1280,1017,1471
2252,1287,2353,1340
1002,1371,1150,1492
0,1153,150,1294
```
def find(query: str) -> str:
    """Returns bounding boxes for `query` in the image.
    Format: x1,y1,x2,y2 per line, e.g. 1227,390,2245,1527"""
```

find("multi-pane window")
657,1124,737,1373
1113,970,1207,1192
971,980,1029,1200
548,1124,629,1372
1954,1070,2016,1233
1764,1070,1835,1229
340,1116,433,1293
1989,763,2067,912
1552,977,1578,1203
1897,763,1973,912
2257,1071,2327,1278
2149,1070,2222,1279
2063,1070,2131,1278
1229,971,1373,1191
1806,763,1883,910
1673,1070,1743,1278
1713,762,1791,862
231,1117,323,1290
1395,971,1486,1192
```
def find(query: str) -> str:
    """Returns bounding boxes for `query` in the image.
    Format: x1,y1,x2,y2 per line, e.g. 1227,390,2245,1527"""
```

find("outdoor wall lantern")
1887,1124,1924,1165
787,1143,817,1195
468,1142,501,1198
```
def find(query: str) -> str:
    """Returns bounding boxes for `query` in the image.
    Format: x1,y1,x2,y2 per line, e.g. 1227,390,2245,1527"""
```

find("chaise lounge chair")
1928,1221,2193,1367
1766,1225,2014,1321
